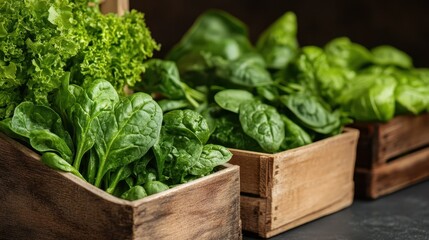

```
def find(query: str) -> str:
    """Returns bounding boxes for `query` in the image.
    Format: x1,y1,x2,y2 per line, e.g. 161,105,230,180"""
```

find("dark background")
131,0,429,67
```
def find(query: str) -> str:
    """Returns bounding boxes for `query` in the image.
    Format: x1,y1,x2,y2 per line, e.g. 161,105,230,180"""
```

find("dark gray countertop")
243,180,429,240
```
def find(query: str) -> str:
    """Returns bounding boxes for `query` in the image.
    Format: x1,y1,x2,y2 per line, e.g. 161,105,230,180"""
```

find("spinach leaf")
339,73,397,122
280,93,342,135
10,102,74,162
137,59,185,99
154,128,203,184
239,100,285,153
162,109,210,144
256,11,298,69
372,45,413,69
144,181,170,195
120,186,147,201
41,152,83,180
167,10,253,62
280,115,312,150
68,80,119,170
325,37,372,70
157,99,191,112
29,130,73,163
215,53,273,88
214,89,254,113
209,113,263,152
93,92,162,187
189,144,232,176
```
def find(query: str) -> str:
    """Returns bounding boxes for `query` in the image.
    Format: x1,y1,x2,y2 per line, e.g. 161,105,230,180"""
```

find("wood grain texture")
0,133,242,240
264,187,354,238
350,113,429,199
228,149,264,196
351,113,429,166
232,129,359,238
355,146,429,199
132,164,241,240
100,0,129,15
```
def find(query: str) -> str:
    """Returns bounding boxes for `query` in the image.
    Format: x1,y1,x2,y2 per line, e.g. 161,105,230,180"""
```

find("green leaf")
209,113,263,152
214,89,254,113
120,186,147,201
325,37,372,70
154,128,203,184
68,80,120,170
163,109,211,144
41,152,84,180
137,59,185,99
144,180,170,196
256,11,299,69
239,101,284,153
29,130,73,164
280,115,312,150
280,93,342,135
372,45,413,69
190,144,232,176
94,92,162,187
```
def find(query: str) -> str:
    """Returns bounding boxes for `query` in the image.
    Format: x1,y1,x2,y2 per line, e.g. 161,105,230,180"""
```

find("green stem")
106,167,124,194
72,141,85,170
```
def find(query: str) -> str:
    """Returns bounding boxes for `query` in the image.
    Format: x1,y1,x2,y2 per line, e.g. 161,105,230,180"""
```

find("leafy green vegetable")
256,11,298,69
339,73,397,122
372,45,413,69
214,89,254,113
280,93,343,135
41,152,83,180
280,115,312,150
209,113,263,152
239,100,285,153
162,109,210,144
93,92,163,187
0,0,158,120
325,37,372,70
120,186,147,201
189,144,232,176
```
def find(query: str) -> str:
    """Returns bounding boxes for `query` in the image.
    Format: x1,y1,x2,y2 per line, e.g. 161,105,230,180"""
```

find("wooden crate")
351,113,429,199
0,133,241,240
228,128,359,238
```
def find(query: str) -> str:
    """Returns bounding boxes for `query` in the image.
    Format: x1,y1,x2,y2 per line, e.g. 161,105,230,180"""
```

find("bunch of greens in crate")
0,77,231,200
0,0,159,120
311,38,429,122
133,10,349,153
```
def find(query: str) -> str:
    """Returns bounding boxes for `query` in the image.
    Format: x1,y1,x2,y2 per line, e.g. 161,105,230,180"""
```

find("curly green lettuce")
0,0,158,120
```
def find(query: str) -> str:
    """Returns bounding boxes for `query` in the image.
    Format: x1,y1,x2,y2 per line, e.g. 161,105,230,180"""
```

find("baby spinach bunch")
142,10,347,153
290,38,429,122
1,76,231,200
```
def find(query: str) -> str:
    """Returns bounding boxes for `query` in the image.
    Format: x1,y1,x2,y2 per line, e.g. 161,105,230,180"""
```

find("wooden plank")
269,130,357,229
240,196,267,235
355,146,429,199
229,149,264,196
264,186,354,238
100,0,129,15
377,113,429,163
132,164,241,240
